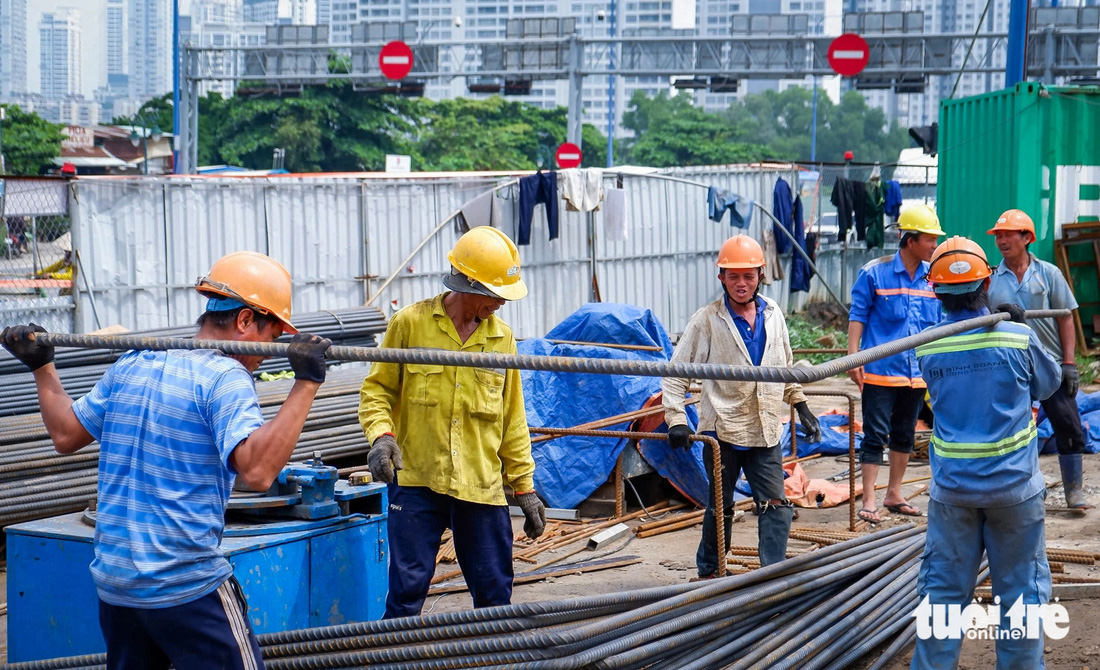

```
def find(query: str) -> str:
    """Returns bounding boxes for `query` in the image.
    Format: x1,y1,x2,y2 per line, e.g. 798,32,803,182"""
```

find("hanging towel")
560,168,605,212
458,189,502,233
707,187,753,228
603,187,628,242
518,170,559,245
884,180,903,219
864,180,885,250
761,224,785,283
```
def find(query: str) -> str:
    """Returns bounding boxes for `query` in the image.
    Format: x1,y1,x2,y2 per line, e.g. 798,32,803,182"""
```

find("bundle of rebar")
4,525,927,670
0,307,388,417
0,369,371,527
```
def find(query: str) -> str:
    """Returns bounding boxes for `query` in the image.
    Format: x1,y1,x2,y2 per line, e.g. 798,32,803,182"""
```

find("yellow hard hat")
927,236,993,294
716,235,766,269
446,227,528,301
195,251,297,333
898,204,945,237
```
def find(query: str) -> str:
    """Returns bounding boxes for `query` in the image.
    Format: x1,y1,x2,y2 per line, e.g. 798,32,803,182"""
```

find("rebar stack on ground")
0,369,372,527
0,307,388,417
4,526,928,670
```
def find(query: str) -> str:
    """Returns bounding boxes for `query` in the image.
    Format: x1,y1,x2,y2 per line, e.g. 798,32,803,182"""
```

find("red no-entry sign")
827,33,870,77
555,143,583,169
379,41,414,80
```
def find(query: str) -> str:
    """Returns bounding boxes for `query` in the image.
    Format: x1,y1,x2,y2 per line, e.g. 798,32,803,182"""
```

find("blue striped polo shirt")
72,349,265,608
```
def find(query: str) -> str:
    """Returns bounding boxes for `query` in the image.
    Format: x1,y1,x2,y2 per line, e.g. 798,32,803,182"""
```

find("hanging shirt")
849,251,943,388
560,168,605,212
707,187,753,228
884,180,903,219
358,293,535,505
916,309,1061,507
987,254,1079,364
864,180,885,249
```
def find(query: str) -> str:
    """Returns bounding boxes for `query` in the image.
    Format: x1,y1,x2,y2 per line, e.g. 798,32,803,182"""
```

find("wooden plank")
428,556,643,595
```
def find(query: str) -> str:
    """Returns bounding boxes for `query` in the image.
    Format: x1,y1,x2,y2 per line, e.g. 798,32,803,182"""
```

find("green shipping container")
938,82,1100,343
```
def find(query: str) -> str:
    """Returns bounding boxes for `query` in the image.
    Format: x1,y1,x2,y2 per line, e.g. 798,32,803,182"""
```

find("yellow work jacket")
358,293,535,505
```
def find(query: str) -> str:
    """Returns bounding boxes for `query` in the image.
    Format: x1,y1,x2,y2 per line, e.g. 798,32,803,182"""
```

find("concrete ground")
2,378,1098,667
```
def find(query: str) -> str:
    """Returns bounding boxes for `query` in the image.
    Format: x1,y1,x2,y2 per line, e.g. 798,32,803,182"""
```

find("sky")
27,0,194,98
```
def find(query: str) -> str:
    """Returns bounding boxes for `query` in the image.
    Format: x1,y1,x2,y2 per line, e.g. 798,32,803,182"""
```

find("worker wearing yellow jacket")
358,226,544,618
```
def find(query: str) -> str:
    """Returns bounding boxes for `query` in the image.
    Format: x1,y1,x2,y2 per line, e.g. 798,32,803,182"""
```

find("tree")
0,105,66,175
620,91,767,166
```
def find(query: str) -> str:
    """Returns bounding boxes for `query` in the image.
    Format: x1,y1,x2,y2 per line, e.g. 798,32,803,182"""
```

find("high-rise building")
40,8,82,100
189,0,267,97
107,0,128,77
243,0,318,24
0,0,28,98
129,0,174,101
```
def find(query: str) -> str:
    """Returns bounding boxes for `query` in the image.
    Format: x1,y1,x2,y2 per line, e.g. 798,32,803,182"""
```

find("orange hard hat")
927,236,993,294
716,235,765,269
195,251,297,333
987,209,1035,241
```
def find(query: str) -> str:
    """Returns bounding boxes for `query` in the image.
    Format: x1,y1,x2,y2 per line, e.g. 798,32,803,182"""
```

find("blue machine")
5,457,389,663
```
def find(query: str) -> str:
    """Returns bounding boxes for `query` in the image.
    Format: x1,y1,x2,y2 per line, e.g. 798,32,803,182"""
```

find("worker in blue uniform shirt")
847,204,944,524
987,208,1088,509
0,252,332,670
912,236,1061,670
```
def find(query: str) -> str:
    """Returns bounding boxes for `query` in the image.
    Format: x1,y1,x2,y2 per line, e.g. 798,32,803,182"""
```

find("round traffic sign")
379,41,414,80
555,143,582,169
827,33,870,77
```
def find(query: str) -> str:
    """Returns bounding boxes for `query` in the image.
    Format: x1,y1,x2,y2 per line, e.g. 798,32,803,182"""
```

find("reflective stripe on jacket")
915,310,1061,507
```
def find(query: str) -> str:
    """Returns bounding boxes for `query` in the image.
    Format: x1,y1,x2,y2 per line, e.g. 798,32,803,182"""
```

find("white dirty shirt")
662,295,807,447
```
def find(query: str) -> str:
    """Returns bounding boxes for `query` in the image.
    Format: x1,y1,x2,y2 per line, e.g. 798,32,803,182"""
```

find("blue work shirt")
849,251,943,388
725,295,767,367
988,254,1078,364
72,350,265,608
915,308,1062,507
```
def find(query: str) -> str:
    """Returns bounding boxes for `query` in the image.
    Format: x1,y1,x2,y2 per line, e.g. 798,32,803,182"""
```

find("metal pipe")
34,309,1069,385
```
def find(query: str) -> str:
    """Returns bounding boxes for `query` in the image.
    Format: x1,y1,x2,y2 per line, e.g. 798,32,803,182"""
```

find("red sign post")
379,41,414,80
555,143,583,169
827,34,870,77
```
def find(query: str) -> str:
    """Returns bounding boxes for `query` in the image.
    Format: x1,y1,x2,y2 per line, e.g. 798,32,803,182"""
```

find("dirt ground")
425,379,1100,669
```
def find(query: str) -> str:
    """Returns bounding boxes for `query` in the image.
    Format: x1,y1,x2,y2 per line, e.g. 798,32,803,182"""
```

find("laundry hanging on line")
517,170,559,245
884,180,903,219
773,178,812,293
603,187,628,242
560,168,605,212
457,189,503,233
707,187,754,228
830,177,868,243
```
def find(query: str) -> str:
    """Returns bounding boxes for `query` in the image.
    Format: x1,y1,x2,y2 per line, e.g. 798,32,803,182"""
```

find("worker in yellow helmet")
662,234,820,579
358,226,544,618
1,251,331,668
847,204,945,524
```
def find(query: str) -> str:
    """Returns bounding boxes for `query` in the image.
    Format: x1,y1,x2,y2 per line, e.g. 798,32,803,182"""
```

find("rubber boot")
1058,452,1090,510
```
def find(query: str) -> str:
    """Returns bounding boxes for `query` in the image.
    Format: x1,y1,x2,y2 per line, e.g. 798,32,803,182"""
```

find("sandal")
884,502,923,517
858,508,882,524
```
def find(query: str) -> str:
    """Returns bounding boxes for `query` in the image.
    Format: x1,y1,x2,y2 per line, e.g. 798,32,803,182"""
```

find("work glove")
515,491,546,540
367,434,403,484
287,333,331,383
667,424,694,450
794,402,822,444
0,323,54,371
1062,363,1080,397
994,303,1026,324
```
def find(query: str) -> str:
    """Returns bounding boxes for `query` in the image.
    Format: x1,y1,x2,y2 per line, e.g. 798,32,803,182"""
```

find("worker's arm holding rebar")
498,335,535,495
662,313,708,430
846,270,874,390
2,324,94,454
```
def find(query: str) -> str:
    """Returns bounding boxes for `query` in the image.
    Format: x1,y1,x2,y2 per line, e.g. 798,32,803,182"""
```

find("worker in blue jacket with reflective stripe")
912,236,1062,670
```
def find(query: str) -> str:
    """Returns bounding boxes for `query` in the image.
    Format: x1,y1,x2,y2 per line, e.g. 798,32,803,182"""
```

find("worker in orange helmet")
912,236,1060,669
987,209,1089,510
662,234,820,579
1,251,331,669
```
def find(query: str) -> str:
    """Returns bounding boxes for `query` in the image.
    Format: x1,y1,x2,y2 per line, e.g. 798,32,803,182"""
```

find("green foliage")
786,313,849,365
620,88,911,166
1078,352,1098,387
111,93,173,135
0,105,66,175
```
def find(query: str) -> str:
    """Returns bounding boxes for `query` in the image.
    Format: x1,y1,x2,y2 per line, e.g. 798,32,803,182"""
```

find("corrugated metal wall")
70,167,878,339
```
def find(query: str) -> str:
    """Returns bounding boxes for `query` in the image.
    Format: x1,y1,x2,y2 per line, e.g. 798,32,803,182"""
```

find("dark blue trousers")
517,170,559,245
385,485,514,618
99,577,264,670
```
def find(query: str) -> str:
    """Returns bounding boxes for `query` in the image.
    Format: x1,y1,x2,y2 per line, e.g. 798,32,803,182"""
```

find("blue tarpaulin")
519,303,710,509
779,413,862,458
1038,391,1100,455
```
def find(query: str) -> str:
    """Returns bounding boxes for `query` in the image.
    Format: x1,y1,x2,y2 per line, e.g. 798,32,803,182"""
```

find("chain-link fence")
0,178,75,332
